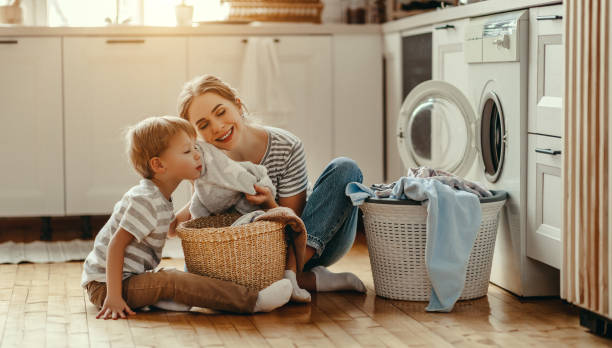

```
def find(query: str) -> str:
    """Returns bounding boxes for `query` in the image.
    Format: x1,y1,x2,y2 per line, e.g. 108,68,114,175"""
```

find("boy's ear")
149,157,166,175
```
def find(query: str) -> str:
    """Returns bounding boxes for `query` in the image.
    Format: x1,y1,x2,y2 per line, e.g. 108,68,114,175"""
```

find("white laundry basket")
360,190,507,301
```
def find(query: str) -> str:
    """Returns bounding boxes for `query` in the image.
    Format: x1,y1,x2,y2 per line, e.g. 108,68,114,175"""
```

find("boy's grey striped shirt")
81,179,174,287
261,126,309,198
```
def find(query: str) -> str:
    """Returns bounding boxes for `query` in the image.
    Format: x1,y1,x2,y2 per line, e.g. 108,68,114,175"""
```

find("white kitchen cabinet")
528,5,564,137
527,134,562,269
0,37,64,217
383,31,402,182
63,37,187,215
385,27,432,182
431,19,469,170
432,18,469,91
188,35,333,181
332,34,383,185
526,4,564,270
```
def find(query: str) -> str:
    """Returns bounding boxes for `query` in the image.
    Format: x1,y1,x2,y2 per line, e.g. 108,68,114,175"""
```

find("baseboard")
580,308,612,338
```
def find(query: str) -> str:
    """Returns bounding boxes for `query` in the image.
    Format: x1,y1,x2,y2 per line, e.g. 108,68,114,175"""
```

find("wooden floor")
0,234,609,348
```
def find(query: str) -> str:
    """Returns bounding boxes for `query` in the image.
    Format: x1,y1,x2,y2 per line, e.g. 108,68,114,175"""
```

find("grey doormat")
0,237,184,264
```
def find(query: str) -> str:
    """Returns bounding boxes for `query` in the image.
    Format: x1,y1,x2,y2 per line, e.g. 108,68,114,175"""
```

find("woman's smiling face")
187,92,244,150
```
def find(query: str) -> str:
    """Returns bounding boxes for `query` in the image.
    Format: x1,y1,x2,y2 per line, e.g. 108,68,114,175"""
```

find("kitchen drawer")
528,5,564,137
526,134,562,269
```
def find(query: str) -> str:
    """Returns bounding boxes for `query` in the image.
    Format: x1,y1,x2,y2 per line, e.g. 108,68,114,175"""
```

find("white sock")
253,279,292,313
284,270,311,303
311,265,367,293
152,300,191,312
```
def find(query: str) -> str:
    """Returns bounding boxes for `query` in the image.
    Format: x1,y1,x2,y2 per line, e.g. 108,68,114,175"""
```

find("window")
21,0,228,27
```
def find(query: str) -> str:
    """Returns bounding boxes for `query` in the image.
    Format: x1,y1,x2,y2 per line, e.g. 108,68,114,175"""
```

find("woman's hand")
96,294,135,320
245,185,278,210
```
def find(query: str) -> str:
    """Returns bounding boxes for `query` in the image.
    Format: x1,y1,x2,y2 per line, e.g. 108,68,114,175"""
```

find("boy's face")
158,131,202,181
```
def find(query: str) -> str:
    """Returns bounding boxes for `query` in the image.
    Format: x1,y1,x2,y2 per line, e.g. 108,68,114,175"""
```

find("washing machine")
396,10,558,296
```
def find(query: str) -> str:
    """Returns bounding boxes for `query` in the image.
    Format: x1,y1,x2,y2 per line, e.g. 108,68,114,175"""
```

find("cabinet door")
432,19,468,90
0,37,64,216
383,32,402,182
188,36,333,180
527,134,562,269
385,27,432,182
64,37,187,215
333,35,383,185
432,19,469,171
528,5,564,137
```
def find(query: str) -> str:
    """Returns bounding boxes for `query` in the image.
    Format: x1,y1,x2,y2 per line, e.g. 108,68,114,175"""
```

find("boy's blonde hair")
177,74,247,121
126,116,196,179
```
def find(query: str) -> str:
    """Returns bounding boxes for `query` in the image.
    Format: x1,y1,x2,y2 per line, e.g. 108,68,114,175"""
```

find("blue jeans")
302,157,363,270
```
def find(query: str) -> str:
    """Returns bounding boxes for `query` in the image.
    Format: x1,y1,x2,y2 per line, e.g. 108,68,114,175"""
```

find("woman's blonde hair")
126,116,196,179
177,74,247,121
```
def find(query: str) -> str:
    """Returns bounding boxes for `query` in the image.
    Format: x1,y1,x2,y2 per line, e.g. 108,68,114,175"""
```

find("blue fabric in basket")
346,177,481,312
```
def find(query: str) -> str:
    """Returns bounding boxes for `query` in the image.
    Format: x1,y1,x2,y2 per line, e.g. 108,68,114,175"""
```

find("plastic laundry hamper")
360,190,507,301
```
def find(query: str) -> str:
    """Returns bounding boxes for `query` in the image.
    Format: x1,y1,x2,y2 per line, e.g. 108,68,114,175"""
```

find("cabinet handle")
536,15,563,21
435,24,455,30
535,148,562,155
106,39,145,44
242,38,280,43
0,40,18,44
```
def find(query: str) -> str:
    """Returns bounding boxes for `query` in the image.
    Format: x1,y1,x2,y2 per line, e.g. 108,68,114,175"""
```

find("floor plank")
0,234,610,347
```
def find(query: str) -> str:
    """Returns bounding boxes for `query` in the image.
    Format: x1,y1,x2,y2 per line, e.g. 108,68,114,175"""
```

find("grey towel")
190,141,277,218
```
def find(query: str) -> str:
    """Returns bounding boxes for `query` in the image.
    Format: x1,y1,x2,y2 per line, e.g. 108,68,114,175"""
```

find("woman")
178,75,366,296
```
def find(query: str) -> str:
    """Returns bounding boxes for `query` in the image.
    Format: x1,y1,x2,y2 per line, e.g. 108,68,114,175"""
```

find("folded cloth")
346,177,481,312
190,141,277,218
406,167,492,197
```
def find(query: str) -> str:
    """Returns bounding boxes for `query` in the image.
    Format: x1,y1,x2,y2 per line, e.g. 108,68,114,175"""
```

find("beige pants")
86,269,259,314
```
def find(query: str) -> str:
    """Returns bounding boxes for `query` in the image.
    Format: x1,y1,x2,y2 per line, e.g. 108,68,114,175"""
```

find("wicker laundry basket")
224,1,324,23
177,213,287,290
360,190,507,301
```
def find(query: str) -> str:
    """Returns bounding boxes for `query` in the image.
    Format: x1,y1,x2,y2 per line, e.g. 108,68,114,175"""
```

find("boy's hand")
167,219,178,238
245,185,278,210
96,294,136,320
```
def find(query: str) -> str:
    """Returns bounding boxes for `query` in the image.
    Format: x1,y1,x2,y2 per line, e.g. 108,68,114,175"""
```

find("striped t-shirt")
261,126,309,199
80,179,175,287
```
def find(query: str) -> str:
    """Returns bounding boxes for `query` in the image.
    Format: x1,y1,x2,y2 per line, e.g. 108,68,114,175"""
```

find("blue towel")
346,177,481,312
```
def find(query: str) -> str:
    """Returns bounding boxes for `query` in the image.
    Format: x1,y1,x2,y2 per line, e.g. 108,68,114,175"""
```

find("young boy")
81,116,292,320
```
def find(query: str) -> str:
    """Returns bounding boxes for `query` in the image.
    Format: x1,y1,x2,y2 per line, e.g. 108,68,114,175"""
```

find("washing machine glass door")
397,80,477,176
479,91,506,183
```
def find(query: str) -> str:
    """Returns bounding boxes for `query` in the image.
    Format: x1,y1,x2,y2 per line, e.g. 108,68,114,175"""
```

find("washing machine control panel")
465,10,528,63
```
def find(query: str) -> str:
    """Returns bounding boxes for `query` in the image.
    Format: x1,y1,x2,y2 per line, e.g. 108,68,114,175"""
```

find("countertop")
383,0,562,33
0,0,562,38
0,23,381,37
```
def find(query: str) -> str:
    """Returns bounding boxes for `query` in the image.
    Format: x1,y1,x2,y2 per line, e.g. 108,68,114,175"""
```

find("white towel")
190,141,276,218
240,37,294,127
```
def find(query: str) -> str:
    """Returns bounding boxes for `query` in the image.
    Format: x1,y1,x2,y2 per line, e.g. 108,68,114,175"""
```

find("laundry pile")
190,140,276,218
346,167,490,312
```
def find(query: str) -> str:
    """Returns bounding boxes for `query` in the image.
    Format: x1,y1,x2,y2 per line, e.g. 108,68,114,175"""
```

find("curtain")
562,0,610,318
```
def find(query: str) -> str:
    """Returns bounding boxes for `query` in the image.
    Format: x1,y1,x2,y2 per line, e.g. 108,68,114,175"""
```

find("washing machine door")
479,91,506,183
397,80,477,176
